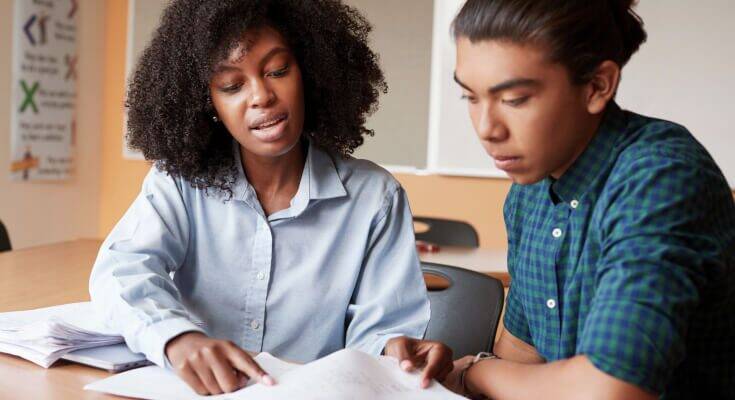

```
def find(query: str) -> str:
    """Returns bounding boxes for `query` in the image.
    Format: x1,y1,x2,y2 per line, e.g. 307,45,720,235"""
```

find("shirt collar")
230,139,347,217
549,102,628,204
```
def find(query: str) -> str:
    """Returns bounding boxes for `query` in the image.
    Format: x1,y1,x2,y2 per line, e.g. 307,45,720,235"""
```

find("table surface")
0,239,130,399
0,238,508,399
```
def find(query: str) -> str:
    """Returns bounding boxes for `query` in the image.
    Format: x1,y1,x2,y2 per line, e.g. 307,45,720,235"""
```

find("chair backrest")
422,262,504,358
414,217,479,248
0,220,11,252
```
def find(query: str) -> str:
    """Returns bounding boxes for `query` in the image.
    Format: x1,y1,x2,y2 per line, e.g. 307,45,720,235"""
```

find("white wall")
617,0,735,187
346,0,434,169
0,0,105,249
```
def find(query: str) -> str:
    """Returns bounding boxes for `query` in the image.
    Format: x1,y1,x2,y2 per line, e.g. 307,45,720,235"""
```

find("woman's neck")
240,142,306,215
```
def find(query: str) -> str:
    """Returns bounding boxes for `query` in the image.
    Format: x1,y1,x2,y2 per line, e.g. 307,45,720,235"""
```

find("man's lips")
491,154,522,171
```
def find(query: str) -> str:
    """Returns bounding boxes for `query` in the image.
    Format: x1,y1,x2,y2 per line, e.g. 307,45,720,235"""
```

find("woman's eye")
502,96,529,107
219,83,242,93
267,65,289,78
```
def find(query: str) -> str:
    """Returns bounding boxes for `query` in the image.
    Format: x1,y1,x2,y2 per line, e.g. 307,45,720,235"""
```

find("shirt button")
250,320,260,330
256,271,265,280
570,200,579,209
546,299,557,309
552,228,563,238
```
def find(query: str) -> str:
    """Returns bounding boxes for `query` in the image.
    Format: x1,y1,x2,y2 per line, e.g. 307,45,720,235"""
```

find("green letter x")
19,80,40,114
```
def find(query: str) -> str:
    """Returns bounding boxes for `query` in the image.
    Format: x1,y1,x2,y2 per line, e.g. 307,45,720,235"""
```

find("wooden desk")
0,239,509,398
0,239,128,399
419,246,509,287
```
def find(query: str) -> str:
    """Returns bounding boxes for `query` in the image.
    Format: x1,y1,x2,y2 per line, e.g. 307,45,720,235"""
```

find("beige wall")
96,0,511,250
0,0,105,249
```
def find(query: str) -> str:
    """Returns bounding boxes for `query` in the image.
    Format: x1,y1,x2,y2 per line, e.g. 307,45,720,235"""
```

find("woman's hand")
165,332,275,395
384,336,454,388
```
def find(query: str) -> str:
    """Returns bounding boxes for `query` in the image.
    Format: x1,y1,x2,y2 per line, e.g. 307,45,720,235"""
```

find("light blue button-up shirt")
89,141,430,368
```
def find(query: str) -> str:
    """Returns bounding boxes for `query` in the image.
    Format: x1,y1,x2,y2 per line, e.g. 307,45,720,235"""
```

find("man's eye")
460,94,478,104
502,96,529,107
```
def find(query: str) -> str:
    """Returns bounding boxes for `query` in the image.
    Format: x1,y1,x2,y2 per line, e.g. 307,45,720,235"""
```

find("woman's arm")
89,167,203,367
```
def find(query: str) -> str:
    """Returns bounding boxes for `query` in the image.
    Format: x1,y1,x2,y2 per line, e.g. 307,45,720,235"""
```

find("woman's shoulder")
330,153,402,197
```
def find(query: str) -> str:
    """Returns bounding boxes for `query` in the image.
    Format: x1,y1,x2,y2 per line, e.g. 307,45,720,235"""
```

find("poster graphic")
9,0,78,181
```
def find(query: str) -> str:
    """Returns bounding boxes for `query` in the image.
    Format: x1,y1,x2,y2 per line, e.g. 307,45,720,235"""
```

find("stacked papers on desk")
0,302,123,367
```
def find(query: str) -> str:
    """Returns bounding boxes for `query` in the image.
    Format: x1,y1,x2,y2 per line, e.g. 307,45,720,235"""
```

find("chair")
422,262,504,358
414,216,479,248
0,220,11,252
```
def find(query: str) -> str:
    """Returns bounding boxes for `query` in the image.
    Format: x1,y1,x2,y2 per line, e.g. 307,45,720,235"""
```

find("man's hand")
442,355,474,396
383,336,454,388
165,332,275,395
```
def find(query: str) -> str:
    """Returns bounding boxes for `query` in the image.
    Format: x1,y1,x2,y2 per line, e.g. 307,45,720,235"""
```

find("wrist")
462,352,499,399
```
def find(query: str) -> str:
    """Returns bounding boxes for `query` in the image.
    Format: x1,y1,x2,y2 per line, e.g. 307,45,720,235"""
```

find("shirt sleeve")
577,151,726,393
501,184,534,346
89,167,204,368
344,185,431,356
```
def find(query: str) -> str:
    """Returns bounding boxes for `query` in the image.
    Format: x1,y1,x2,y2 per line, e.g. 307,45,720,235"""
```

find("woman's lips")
250,114,289,142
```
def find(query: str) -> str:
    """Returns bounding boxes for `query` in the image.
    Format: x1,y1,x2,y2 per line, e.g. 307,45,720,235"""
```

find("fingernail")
400,360,412,370
422,378,430,388
262,375,276,386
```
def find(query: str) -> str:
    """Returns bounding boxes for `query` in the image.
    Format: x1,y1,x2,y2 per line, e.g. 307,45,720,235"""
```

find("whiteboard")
122,0,167,160
427,0,735,186
121,0,735,187
426,0,506,178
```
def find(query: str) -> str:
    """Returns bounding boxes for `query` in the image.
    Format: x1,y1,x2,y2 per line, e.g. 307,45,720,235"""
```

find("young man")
443,1,735,399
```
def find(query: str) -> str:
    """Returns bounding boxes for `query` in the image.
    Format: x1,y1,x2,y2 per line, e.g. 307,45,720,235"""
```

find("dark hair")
126,0,387,196
452,0,647,84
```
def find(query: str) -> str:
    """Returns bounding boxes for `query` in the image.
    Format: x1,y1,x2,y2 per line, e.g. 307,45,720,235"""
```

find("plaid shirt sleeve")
502,185,534,346
577,145,727,393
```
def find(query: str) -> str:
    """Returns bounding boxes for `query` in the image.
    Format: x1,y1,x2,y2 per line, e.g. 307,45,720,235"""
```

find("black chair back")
0,220,11,252
414,217,479,248
422,262,504,357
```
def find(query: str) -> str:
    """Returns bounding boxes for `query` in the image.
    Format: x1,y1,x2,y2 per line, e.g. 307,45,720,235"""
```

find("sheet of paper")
84,352,300,400
86,349,464,400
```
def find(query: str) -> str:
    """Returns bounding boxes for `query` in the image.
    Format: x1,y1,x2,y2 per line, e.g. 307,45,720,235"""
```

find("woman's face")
210,25,305,159
454,38,594,184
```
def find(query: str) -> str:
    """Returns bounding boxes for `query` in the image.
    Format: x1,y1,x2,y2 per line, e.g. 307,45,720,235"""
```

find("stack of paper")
86,348,465,399
0,302,123,367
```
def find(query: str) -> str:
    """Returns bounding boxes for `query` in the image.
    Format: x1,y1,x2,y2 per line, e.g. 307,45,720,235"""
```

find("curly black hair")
125,0,387,196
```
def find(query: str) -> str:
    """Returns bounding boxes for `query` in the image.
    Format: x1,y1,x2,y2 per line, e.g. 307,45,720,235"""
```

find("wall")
98,0,152,238
0,0,105,249
97,0,511,250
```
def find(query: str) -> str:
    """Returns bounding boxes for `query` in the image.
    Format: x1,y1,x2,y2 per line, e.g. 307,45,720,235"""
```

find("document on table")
0,302,124,367
85,348,464,399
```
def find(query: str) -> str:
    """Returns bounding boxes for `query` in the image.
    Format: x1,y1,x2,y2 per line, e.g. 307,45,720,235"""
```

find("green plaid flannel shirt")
503,103,735,398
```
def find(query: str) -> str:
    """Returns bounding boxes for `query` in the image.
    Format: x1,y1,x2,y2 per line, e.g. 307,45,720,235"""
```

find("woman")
90,0,451,395
443,1,735,399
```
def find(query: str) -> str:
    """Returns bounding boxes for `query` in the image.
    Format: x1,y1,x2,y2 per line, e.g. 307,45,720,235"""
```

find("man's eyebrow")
453,73,540,94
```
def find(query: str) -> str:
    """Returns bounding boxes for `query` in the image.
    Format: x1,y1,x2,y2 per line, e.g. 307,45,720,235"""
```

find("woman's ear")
585,60,621,114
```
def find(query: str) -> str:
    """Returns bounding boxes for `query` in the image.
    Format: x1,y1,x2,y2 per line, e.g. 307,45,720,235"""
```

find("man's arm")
493,328,544,364
464,350,657,400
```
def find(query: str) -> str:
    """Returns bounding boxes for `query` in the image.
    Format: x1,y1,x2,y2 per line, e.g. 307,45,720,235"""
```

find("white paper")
85,352,299,400
86,349,464,400
0,302,124,367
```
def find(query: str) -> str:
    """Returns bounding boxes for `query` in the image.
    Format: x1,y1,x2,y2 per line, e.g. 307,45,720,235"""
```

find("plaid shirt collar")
547,102,628,204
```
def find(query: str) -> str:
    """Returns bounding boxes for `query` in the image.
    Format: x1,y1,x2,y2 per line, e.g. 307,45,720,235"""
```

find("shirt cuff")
133,318,205,369
372,333,411,358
